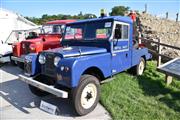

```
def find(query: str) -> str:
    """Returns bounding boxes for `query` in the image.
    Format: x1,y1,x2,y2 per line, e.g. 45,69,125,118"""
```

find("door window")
114,24,129,40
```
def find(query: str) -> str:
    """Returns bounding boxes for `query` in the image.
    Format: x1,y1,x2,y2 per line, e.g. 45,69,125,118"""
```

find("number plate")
40,100,57,115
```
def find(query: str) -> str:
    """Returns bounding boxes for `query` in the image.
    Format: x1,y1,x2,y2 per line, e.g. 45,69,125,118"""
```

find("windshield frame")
63,20,114,42
41,24,64,35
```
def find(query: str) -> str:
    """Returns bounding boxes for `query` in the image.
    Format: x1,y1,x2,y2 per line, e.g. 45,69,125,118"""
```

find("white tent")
0,8,39,43
0,8,39,62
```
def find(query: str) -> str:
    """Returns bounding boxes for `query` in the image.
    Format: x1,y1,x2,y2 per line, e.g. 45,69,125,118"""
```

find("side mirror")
114,28,121,39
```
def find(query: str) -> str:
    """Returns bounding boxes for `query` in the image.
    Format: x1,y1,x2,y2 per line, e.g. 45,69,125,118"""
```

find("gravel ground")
0,63,111,120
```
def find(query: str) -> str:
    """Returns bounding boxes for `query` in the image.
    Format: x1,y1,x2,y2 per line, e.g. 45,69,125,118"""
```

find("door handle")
126,53,128,58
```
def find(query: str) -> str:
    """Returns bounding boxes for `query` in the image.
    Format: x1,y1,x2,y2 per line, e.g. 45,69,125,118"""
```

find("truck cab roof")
45,19,76,25
67,16,132,25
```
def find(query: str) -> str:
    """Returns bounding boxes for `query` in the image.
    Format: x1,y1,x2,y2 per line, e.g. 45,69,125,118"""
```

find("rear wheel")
72,75,100,116
136,58,145,75
128,57,145,76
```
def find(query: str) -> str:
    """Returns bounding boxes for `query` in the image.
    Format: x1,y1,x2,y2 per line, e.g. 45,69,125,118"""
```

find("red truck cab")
11,20,76,68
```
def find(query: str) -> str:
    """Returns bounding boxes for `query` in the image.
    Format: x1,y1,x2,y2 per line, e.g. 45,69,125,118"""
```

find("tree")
109,6,130,16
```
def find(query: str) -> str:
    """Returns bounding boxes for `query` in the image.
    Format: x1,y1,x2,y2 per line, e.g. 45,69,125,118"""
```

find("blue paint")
24,16,151,88
24,53,40,76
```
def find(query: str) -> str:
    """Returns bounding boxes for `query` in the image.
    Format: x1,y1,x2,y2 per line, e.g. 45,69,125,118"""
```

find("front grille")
21,42,30,55
46,53,55,69
42,53,56,77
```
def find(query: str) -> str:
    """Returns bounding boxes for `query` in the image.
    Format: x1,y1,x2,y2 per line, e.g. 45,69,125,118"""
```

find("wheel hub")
80,83,97,109
85,91,93,101
139,60,144,75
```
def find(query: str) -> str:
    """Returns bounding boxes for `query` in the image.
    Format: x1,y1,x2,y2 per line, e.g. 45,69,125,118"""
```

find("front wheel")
17,62,24,70
10,56,17,66
29,85,49,97
28,76,50,97
72,75,100,116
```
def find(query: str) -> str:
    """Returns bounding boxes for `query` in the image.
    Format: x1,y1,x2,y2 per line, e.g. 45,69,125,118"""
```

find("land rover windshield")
64,21,113,41
41,24,64,34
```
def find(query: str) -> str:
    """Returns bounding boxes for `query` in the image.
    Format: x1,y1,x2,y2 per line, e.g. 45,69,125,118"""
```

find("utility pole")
176,13,179,22
166,12,168,19
145,4,147,13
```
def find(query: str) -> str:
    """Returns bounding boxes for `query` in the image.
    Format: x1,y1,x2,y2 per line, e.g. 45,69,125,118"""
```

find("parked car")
0,28,41,64
11,20,76,68
19,16,151,115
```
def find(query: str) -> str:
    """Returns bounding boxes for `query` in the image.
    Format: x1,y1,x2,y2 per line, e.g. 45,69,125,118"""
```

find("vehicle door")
111,21,131,75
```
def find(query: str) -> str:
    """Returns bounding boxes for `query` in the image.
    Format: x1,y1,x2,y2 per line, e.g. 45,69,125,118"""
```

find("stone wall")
138,13,180,58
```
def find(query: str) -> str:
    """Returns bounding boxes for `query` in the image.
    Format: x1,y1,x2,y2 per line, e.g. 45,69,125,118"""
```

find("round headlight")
54,56,61,66
39,54,46,64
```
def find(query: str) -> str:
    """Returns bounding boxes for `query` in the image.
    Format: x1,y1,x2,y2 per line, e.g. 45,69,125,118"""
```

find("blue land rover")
19,16,151,115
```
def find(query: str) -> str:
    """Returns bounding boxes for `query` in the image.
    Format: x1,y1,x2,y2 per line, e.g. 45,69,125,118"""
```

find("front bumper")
11,55,25,63
19,74,68,98
0,53,12,63
0,55,10,63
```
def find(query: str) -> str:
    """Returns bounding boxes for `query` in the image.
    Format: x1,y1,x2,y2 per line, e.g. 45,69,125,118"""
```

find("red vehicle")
11,20,76,68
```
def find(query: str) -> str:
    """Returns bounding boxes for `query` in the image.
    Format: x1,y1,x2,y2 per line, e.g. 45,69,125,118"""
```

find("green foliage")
25,12,97,25
109,6,129,16
100,61,180,120
25,5,131,25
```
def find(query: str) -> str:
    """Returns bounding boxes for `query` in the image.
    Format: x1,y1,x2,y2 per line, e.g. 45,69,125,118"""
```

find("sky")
0,0,180,20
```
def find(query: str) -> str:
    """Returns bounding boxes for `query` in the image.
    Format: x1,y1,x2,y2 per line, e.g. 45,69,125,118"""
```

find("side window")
53,25,61,33
96,28,111,39
114,24,122,39
114,23,129,40
65,27,83,40
122,25,129,39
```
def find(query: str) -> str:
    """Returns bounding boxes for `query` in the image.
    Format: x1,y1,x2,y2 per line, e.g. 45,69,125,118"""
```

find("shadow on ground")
0,64,110,119
0,78,77,116
137,69,180,112
0,64,77,117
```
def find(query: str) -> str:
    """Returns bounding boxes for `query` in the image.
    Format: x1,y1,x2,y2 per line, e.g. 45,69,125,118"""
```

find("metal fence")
142,38,180,66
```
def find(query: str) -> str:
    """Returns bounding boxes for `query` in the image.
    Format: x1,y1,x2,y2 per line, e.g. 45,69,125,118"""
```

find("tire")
136,58,145,75
17,62,24,70
71,75,100,116
128,57,145,76
11,60,17,66
28,76,50,97
10,56,17,66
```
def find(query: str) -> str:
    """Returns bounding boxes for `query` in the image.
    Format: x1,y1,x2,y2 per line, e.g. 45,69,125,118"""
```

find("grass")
100,61,180,120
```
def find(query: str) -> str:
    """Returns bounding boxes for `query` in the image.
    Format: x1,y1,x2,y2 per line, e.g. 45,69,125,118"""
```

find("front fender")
57,53,111,88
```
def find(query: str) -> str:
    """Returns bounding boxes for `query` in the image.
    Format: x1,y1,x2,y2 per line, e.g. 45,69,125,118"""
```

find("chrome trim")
19,74,68,98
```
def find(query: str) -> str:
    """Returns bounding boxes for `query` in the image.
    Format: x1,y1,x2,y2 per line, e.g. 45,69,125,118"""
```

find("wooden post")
166,12,168,19
176,13,179,22
157,39,162,67
165,75,173,85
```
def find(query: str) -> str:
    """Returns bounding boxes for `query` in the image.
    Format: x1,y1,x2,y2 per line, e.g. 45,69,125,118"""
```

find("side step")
100,78,114,84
